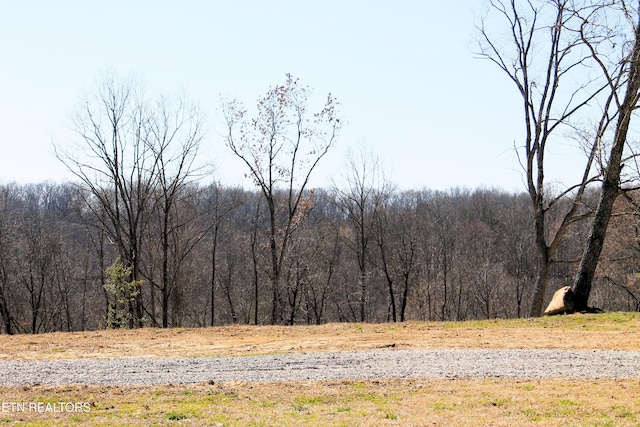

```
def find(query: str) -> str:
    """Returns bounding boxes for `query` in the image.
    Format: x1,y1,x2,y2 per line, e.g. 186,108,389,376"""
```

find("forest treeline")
0,180,638,334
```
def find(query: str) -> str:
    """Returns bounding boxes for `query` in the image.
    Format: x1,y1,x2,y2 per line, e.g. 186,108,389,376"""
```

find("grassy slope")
2,312,640,361
0,312,638,426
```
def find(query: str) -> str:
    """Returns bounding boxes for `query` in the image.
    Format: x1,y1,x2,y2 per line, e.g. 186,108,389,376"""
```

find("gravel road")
1,349,639,386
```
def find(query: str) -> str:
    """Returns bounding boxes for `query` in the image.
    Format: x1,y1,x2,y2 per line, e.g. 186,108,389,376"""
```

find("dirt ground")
2,313,639,361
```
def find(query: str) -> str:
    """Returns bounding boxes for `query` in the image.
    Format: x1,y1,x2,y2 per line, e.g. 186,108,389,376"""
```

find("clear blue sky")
0,1,585,191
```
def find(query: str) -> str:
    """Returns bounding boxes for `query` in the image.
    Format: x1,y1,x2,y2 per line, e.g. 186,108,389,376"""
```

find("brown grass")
2,312,639,361
0,312,639,426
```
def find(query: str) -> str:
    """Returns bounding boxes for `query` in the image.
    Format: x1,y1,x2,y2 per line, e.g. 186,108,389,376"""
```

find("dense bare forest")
4,0,640,334
0,180,638,334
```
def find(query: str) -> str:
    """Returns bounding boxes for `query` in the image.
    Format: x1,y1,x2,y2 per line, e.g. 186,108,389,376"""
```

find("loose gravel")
1,349,639,386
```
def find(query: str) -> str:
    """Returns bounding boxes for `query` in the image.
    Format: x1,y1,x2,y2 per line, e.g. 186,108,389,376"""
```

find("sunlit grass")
442,311,640,330
3,311,640,362
0,378,638,426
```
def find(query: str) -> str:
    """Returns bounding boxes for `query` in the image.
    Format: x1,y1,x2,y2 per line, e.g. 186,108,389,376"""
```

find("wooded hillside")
0,181,638,334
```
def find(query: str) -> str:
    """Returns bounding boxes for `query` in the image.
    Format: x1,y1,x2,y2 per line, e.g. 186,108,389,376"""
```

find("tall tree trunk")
210,225,218,327
359,265,367,322
131,247,145,328
529,209,551,316
161,209,170,328
267,197,281,325
572,181,620,310
359,207,368,322
0,290,13,335
251,200,261,326
224,268,238,324
400,272,410,322
573,22,640,311
251,236,260,326
378,234,397,322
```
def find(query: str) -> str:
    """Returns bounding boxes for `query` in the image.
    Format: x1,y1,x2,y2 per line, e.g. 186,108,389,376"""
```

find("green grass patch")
442,311,640,330
166,411,188,420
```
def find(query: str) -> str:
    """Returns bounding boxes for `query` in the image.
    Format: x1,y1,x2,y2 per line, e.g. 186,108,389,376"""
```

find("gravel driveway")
1,349,639,386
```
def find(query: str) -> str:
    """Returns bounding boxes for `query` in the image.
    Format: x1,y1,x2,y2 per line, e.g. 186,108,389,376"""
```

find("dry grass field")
0,312,639,426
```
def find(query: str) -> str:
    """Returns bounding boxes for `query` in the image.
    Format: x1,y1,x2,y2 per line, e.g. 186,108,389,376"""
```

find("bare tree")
301,205,342,325
572,0,640,310
423,191,460,321
591,191,640,310
498,192,536,317
333,147,389,322
203,183,244,327
144,92,207,327
222,74,341,324
374,190,420,322
56,71,158,327
478,0,607,316
0,185,17,334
